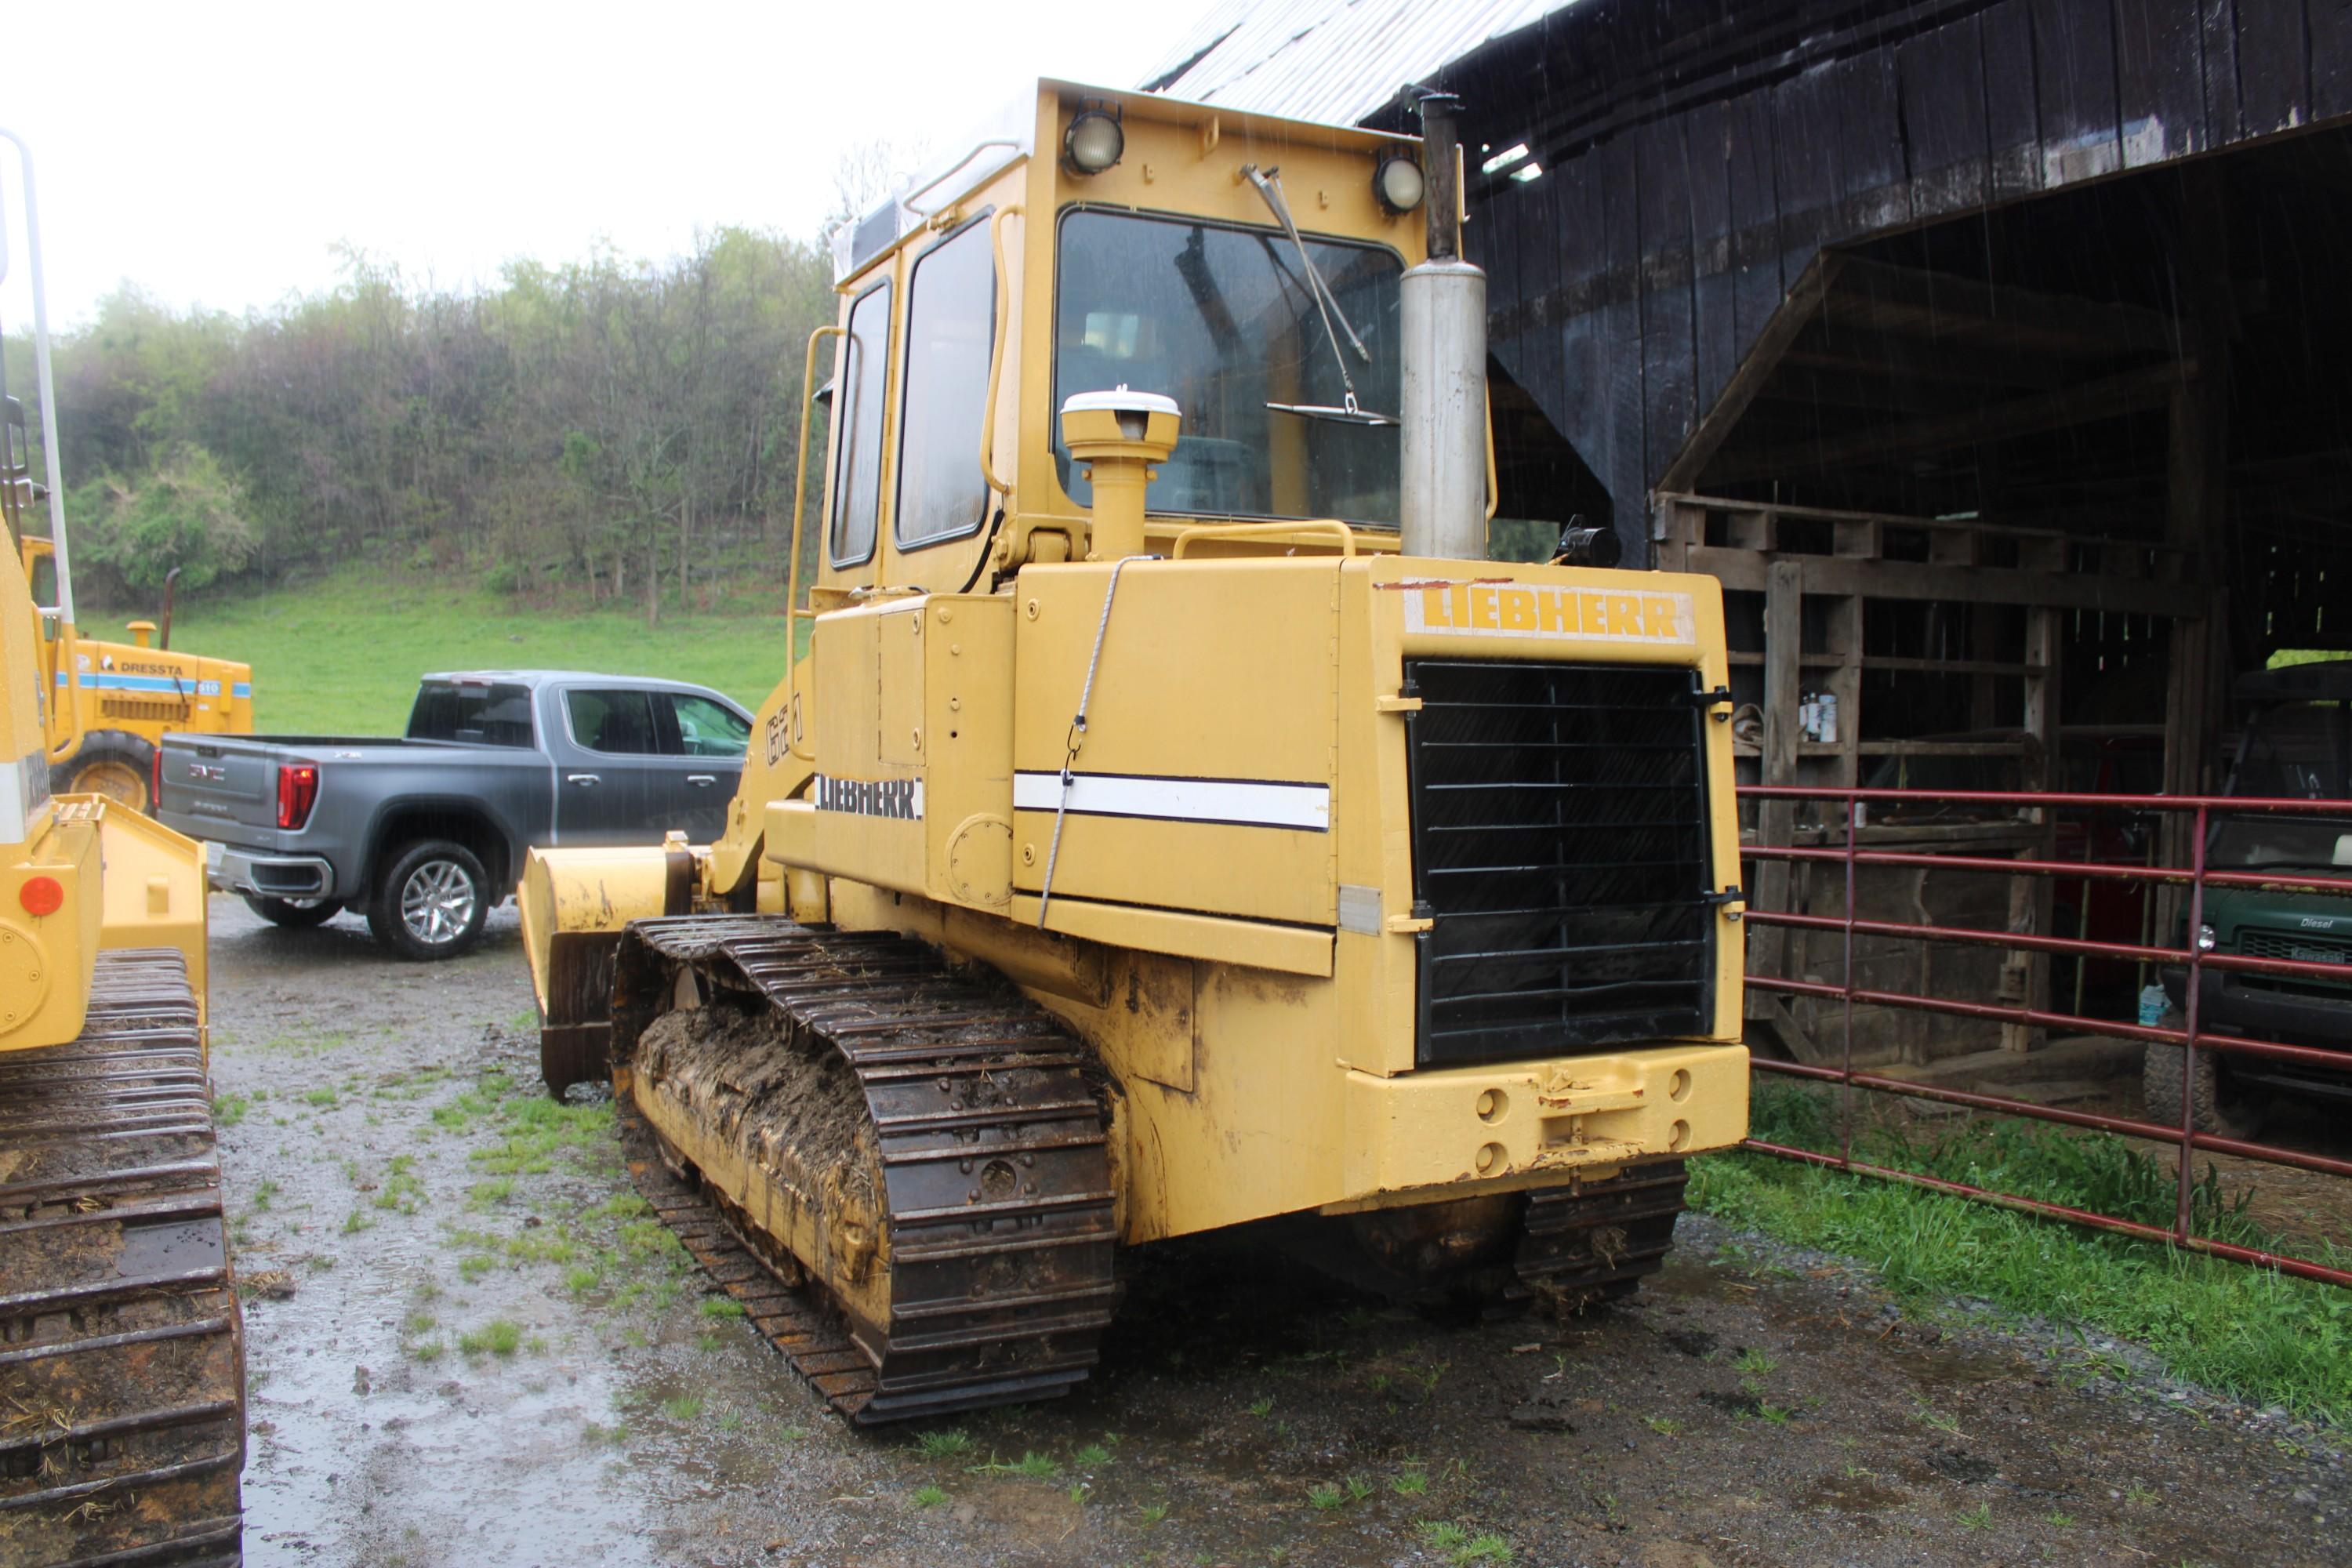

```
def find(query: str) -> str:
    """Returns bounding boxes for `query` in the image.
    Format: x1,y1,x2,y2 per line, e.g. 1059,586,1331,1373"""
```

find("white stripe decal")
1013,771,1330,831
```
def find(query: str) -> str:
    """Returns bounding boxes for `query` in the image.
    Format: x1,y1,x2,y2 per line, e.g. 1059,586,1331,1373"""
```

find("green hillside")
147,566,794,734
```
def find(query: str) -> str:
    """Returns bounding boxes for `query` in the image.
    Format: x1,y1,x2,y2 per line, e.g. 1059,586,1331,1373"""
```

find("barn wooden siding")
1444,0,2352,562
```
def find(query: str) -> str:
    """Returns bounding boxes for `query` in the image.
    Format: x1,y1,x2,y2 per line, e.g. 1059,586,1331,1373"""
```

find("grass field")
145,565,796,733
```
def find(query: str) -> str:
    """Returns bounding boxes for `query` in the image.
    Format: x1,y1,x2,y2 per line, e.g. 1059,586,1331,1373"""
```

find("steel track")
609,917,1120,1425
0,950,244,1568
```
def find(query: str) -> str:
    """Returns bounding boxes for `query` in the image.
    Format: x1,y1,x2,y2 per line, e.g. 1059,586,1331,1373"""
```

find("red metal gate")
1737,784,2352,1288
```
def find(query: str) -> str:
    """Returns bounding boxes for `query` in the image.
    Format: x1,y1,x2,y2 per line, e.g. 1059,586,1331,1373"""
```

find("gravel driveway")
205,895,2345,1568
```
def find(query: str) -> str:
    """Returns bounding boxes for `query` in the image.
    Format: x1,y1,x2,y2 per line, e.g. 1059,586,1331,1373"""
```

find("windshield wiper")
1240,164,1396,427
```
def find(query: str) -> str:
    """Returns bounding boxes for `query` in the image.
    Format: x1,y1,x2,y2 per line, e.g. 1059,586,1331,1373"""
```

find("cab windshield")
2210,699,2352,869
1054,209,1402,527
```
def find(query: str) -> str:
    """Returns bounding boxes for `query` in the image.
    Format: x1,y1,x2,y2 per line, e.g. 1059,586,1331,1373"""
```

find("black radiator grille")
1404,659,1716,1066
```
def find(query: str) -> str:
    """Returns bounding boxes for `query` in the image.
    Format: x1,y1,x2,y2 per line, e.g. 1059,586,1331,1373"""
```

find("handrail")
1484,386,1499,522
784,324,847,681
1169,520,1357,559
900,140,1022,218
978,205,1022,502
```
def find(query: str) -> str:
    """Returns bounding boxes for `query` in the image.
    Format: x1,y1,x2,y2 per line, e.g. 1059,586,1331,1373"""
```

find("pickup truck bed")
158,670,750,958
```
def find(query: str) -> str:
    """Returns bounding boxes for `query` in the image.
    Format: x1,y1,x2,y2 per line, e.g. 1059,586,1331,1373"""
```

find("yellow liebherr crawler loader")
522,83,1748,1423
0,128,244,1564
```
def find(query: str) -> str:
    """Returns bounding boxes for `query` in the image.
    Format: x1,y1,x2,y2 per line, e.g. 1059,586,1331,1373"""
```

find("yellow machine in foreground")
0,129,245,1565
524,83,1748,1423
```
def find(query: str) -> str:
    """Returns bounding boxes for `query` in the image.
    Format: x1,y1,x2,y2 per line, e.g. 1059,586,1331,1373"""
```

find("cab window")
408,681,535,747
565,688,661,755
1053,210,1403,526
666,694,750,759
895,216,996,547
828,281,893,568
27,550,57,609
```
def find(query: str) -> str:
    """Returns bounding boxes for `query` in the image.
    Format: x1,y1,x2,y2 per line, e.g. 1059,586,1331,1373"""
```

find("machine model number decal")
814,774,923,822
1402,583,1695,646
764,709,791,768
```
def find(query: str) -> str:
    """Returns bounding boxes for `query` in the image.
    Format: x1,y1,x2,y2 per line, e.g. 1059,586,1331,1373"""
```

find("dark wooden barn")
1150,0,2352,1069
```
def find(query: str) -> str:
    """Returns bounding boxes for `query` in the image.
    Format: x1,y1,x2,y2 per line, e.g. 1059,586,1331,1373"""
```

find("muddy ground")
206,895,2347,1568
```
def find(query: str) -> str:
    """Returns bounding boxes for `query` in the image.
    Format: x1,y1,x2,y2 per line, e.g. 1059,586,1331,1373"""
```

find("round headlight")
2197,923,2219,952
1374,151,1425,214
1065,109,1124,176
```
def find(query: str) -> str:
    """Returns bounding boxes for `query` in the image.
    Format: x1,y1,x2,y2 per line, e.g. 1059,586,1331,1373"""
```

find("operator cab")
800,82,1444,608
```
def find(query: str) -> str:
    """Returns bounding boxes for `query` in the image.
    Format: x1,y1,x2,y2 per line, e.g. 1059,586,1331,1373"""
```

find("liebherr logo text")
1400,581,1696,645
814,775,924,822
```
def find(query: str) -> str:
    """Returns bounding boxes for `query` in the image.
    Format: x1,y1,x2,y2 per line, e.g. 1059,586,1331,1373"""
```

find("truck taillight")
278,763,319,830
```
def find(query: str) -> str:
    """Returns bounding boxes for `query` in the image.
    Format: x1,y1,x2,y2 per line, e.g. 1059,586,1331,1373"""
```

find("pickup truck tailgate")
160,735,314,833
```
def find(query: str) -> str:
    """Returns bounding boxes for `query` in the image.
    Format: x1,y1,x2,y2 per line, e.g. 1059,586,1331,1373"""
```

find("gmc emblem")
187,762,227,782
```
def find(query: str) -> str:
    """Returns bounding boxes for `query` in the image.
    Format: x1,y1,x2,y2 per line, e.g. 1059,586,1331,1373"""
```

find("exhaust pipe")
1398,91,1487,563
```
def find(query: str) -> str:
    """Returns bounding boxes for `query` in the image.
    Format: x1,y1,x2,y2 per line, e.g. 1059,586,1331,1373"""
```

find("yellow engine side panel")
1010,560,1340,927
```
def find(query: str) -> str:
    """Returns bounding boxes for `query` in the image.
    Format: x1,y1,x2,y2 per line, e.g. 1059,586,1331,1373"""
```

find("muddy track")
0,949,244,1568
610,916,1121,1424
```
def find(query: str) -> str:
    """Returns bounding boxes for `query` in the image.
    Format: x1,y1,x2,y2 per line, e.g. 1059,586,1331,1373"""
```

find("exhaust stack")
1399,92,1487,563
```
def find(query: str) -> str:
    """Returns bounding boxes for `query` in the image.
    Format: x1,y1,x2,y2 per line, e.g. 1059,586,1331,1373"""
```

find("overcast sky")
3,0,1221,332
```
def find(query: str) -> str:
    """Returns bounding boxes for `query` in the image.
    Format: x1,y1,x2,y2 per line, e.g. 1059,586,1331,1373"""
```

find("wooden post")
1748,560,1805,1022
2003,606,2062,1051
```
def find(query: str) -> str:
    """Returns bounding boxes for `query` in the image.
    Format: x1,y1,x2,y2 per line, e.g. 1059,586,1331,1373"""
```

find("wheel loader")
0,129,245,1564
522,82,1749,1424
16,530,254,815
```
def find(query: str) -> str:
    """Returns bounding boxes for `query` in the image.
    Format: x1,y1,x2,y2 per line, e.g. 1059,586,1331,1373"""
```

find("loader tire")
368,838,490,960
53,733,155,814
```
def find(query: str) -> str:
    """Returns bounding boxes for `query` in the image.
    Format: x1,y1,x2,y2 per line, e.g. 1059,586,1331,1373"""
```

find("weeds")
303,1087,339,1108
456,1319,522,1357
1734,1348,1779,1376
339,1210,372,1236
1957,1503,1994,1530
969,1451,1060,1479
1072,1442,1111,1467
659,1394,703,1422
1644,1416,1683,1437
1694,1081,2352,1420
1247,1396,1274,1417
699,1297,746,1319
216,1093,250,1129
917,1430,972,1459
1391,1469,1429,1496
1417,1523,1514,1564
1307,1483,1345,1512
910,1484,948,1509
468,1178,515,1208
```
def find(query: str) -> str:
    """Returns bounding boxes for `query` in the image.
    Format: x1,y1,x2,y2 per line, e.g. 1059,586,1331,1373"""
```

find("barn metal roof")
1142,0,1574,127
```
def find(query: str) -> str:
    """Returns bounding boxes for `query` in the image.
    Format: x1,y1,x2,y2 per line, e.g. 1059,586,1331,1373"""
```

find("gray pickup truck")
156,670,753,960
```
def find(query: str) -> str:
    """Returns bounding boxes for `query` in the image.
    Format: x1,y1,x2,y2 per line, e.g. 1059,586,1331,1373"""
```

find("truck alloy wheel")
368,839,489,960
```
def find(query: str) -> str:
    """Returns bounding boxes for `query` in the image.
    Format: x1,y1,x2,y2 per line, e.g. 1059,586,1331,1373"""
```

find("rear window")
408,681,535,747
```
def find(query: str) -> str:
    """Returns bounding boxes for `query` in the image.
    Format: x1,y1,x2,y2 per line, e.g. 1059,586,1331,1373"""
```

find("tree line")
11,228,839,621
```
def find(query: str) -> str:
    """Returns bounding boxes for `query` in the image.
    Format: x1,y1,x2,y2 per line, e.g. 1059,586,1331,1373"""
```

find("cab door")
646,691,751,840
550,686,666,842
